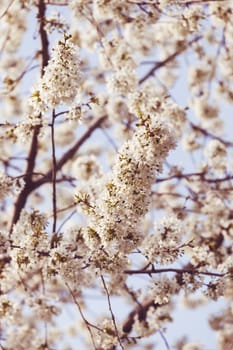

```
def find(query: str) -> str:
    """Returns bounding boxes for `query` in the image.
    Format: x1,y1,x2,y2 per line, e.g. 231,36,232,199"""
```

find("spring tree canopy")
0,0,233,349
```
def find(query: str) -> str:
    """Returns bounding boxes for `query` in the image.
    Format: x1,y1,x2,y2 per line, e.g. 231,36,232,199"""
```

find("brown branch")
32,115,107,189
122,299,165,334
190,122,233,147
122,265,228,335
38,0,49,74
10,126,41,230
197,175,233,184
48,202,76,217
156,171,205,182
158,330,171,350
127,0,228,5
139,35,202,85
45,0,69,5
10,0,50,232
65,282,98,350
10,115,106,232
124,266,227,278
0,0,15,19
51,109,57,239
56,209,76,234
101,275,124,350
156,171,233,184
181,0,229,6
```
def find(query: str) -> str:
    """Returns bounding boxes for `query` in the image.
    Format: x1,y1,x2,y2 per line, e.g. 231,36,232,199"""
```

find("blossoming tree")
1,0,233,349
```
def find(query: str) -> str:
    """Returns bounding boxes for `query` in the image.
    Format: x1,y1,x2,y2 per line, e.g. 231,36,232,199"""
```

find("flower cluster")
0,174,24,199
76,115,176,260
30,35,82,114
2,0,233,349
204,139,227,173
141,215,183,265
10,209,49,268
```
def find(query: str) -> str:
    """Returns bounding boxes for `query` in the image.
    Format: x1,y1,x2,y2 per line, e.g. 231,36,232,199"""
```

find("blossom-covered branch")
1,0,233,349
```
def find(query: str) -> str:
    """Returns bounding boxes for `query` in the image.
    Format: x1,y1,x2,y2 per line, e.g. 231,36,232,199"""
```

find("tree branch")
32,115,107,189
38,0,49,75
191,122,233,147
51,109,57,238
156,171,233,184
122,299,164,334
10,115,106,233
66,282,98,350
139,35,202,85
124,266,227,278
101,275,124,350
10,0,50,232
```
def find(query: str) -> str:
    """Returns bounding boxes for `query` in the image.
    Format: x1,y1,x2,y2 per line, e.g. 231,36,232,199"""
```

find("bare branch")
101,275,125,350
125,266,227,278
191,122,233,147
139,35,202,85
65,282,98,350
32,115,107,189
51,109,57,240
0,0,15,19
158,329,171,350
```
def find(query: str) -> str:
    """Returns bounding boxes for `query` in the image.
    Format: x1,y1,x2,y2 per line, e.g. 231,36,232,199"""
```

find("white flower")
79,115,176,254
204,139,227,172
141,215,183,264
106,68,137,95
72,154,101,181
29,35,82,114
0,173,24,199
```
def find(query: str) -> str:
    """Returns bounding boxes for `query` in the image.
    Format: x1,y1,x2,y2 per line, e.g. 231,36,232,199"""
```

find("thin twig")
57,209,76,234
156,171,205,182
49,203,76,216
44,322,48,349
182,0,231,6
32,115,107,189
158,329,171,350
191,122,233,147
125,266,227,277
65,282,98,350
51,109,57,238
139,35,202,84
156,171,233,183
0,0,15,19
45,0,68,5
126,0,229,4
10,115,106,233
101,128,118,152
101,275,124,350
